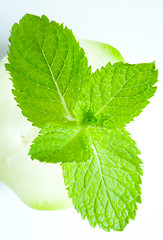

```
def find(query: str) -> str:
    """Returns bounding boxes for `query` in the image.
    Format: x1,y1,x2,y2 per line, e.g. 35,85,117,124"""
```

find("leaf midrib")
94,65,145,117
91,143,119,219
32,24,75,122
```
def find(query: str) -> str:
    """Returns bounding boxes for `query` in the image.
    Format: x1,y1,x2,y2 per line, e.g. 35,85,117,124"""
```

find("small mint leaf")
29,123,93,164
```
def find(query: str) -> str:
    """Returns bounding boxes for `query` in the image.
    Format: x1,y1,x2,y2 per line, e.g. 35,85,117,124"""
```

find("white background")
0,0,163,239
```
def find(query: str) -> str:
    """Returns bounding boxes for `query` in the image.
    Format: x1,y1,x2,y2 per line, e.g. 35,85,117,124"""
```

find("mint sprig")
6,14,158,232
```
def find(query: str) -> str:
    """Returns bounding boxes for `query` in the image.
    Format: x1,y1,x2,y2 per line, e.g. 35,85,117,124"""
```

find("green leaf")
62,128,142,231
80,62,157,128
29,123,93,164
6,14,91,128
5,13,158,232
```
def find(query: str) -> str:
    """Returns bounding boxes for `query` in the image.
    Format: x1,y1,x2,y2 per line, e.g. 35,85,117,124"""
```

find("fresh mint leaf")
75,62,157,128
29,123,93,163
6,14,91,128
6,14,158,232
62,128,142,231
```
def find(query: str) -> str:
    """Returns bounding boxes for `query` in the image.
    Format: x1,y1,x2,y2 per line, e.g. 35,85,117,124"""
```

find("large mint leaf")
6,14,91,128
62,128,142,231
87,62,157,128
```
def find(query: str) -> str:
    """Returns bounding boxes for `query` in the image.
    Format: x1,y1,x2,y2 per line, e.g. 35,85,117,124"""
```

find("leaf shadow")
0,43,8,60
